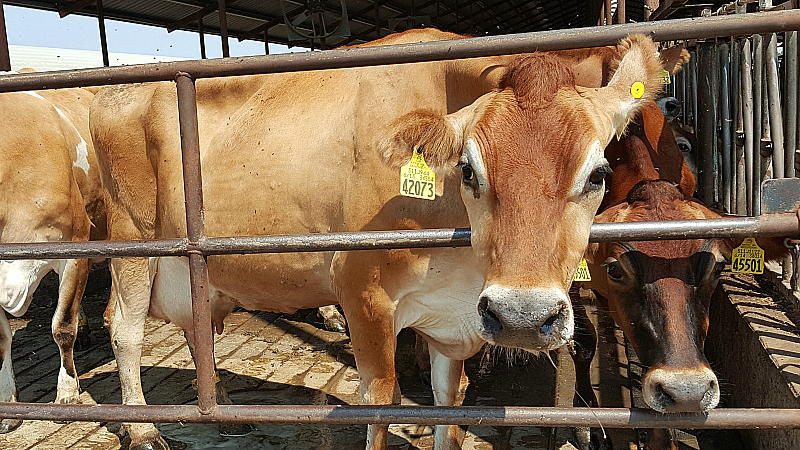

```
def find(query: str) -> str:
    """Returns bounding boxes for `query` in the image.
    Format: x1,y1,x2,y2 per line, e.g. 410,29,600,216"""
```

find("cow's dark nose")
657,96,681,120
477,285,573,351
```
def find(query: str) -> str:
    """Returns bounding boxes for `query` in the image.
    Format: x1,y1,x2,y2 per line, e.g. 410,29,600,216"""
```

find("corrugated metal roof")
6,0,730,50
8,44,187,71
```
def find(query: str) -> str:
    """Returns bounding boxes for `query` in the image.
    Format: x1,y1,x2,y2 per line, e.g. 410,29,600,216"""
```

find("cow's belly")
391,248,486,361
149,255,337,332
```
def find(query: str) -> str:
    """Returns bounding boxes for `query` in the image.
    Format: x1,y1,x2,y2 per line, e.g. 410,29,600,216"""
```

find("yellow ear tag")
731,237,765,274
400,149,436,200
573,259,592,282
616,119,631,141
658,69,672,85
630,81,645,99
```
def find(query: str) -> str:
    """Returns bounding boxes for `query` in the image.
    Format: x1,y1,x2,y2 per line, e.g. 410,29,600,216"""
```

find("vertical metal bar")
198,19,206,60
617,0,626,24
698,42,716,206
742,37,755,215
264,30,269,55
720,42,733,211
218,0,229,58
690,49,699,137
175,73,217,413
786,30,797,179
605,0,613,25
767,32,784,179
0,0,10,71
97,0,110,67
455,0,460,33
681,54,688,128
375,1,380,39
732,37,742,213
754,34,764,215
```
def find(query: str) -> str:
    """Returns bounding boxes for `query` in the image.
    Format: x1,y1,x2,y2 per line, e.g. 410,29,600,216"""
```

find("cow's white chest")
392,249,486,361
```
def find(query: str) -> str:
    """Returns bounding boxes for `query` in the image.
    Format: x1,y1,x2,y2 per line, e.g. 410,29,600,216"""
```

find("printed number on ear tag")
731,238,765,274
658,69,672,85
400,150,436,200
573,259,591,282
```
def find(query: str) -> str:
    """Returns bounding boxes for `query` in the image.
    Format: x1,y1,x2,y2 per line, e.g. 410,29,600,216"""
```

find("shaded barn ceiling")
8,0,731,50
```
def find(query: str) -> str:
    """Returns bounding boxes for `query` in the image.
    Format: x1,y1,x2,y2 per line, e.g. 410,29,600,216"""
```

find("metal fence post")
175,72,217,413
698,41,717,206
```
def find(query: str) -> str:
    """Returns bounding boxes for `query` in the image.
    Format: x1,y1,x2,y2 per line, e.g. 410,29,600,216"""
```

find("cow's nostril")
540,305,565,334
655,383,675,407
478,296,503,335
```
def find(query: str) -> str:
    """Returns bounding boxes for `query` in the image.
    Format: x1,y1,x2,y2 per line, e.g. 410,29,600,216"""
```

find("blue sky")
4,4,294,59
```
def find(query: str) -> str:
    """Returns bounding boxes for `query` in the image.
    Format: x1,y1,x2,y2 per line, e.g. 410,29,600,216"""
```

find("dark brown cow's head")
379,35,665,352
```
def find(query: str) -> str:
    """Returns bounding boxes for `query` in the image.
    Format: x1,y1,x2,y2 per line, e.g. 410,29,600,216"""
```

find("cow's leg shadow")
183,329,255,437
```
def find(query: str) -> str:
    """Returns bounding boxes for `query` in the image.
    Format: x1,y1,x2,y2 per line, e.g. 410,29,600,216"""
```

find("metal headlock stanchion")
0,8,798,430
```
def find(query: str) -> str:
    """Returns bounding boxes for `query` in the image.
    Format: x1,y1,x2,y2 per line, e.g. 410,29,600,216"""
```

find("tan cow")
90,30,665,450
0,76,106,433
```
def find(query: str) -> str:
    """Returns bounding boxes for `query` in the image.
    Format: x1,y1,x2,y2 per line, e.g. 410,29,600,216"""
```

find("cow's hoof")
0,418,22,434
128,434,172,450
219,422,255,437
572,427,612,450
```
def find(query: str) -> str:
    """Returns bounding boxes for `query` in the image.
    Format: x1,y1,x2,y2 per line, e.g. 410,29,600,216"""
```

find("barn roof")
6,0,732,51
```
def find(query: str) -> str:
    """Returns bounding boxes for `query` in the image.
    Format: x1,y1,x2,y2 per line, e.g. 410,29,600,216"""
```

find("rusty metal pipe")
698,42,717,206
742,37,755,215
720,42,733,211
1,403,800,429
754,34,764,215
2,10,800,92
786,30,797,179
0,214,796,261
175,73,216,412
766,32,784,179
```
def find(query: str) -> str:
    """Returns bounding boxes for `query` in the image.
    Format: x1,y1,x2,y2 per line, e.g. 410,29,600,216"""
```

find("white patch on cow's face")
568,140,609,198
0,259,54,317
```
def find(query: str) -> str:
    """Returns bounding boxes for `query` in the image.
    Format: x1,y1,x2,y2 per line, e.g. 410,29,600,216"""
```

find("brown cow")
90,31,665,450
572,100,791,449
0,79,106,433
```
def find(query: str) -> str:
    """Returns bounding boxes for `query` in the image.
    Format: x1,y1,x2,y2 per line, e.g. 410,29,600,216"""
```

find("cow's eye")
457,162,474,182
605,261,625,281
587,165,612,191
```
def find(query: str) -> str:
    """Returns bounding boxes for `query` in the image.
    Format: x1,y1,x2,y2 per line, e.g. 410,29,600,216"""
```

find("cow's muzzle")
477,285,573,351
642,366,719,413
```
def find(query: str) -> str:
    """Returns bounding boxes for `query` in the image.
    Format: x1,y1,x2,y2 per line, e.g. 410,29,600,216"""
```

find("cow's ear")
659,43,690,76
378,92,495,170
577,34,664,145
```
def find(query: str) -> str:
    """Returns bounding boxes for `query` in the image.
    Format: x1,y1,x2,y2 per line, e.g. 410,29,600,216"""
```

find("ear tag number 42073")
400,148,436,200
573,259,591,282
731,237,764,274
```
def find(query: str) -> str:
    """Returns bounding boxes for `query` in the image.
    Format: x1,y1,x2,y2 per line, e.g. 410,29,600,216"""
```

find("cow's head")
379,35,664,352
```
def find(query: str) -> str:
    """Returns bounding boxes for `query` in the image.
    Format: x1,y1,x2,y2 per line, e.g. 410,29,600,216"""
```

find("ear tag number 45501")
400,148,436,200
731,237,765,274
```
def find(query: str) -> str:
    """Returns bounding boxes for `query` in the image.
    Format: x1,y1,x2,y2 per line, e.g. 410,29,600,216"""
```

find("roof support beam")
218,0,229,57
97,0,109,66
198,18,206,59
59,0,98,17
0,0,10,71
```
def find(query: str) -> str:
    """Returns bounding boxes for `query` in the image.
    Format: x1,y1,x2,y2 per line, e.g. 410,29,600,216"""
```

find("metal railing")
1,8,799,430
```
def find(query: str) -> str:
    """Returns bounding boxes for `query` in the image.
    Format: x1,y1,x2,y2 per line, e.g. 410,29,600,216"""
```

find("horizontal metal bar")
0,213,796,260
0,10,799,92
0,403,798,429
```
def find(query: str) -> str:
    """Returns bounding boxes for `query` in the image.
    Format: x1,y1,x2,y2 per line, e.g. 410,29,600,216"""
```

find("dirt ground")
0,262,744,449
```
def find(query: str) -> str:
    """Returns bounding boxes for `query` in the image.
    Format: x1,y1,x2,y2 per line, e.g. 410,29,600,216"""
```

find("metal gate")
0,7,799,433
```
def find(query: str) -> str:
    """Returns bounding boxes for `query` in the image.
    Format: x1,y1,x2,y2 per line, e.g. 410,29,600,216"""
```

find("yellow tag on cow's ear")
630,81,645,99
731,238,765,274
658,69,672,84
573,259,592,282
400,148,436,200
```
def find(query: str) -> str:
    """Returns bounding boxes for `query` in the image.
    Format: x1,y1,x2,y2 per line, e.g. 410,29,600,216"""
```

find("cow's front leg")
338,279,398,448
0,312,22,433
428,344,467,450
52,258,90,405
107,257,169,450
